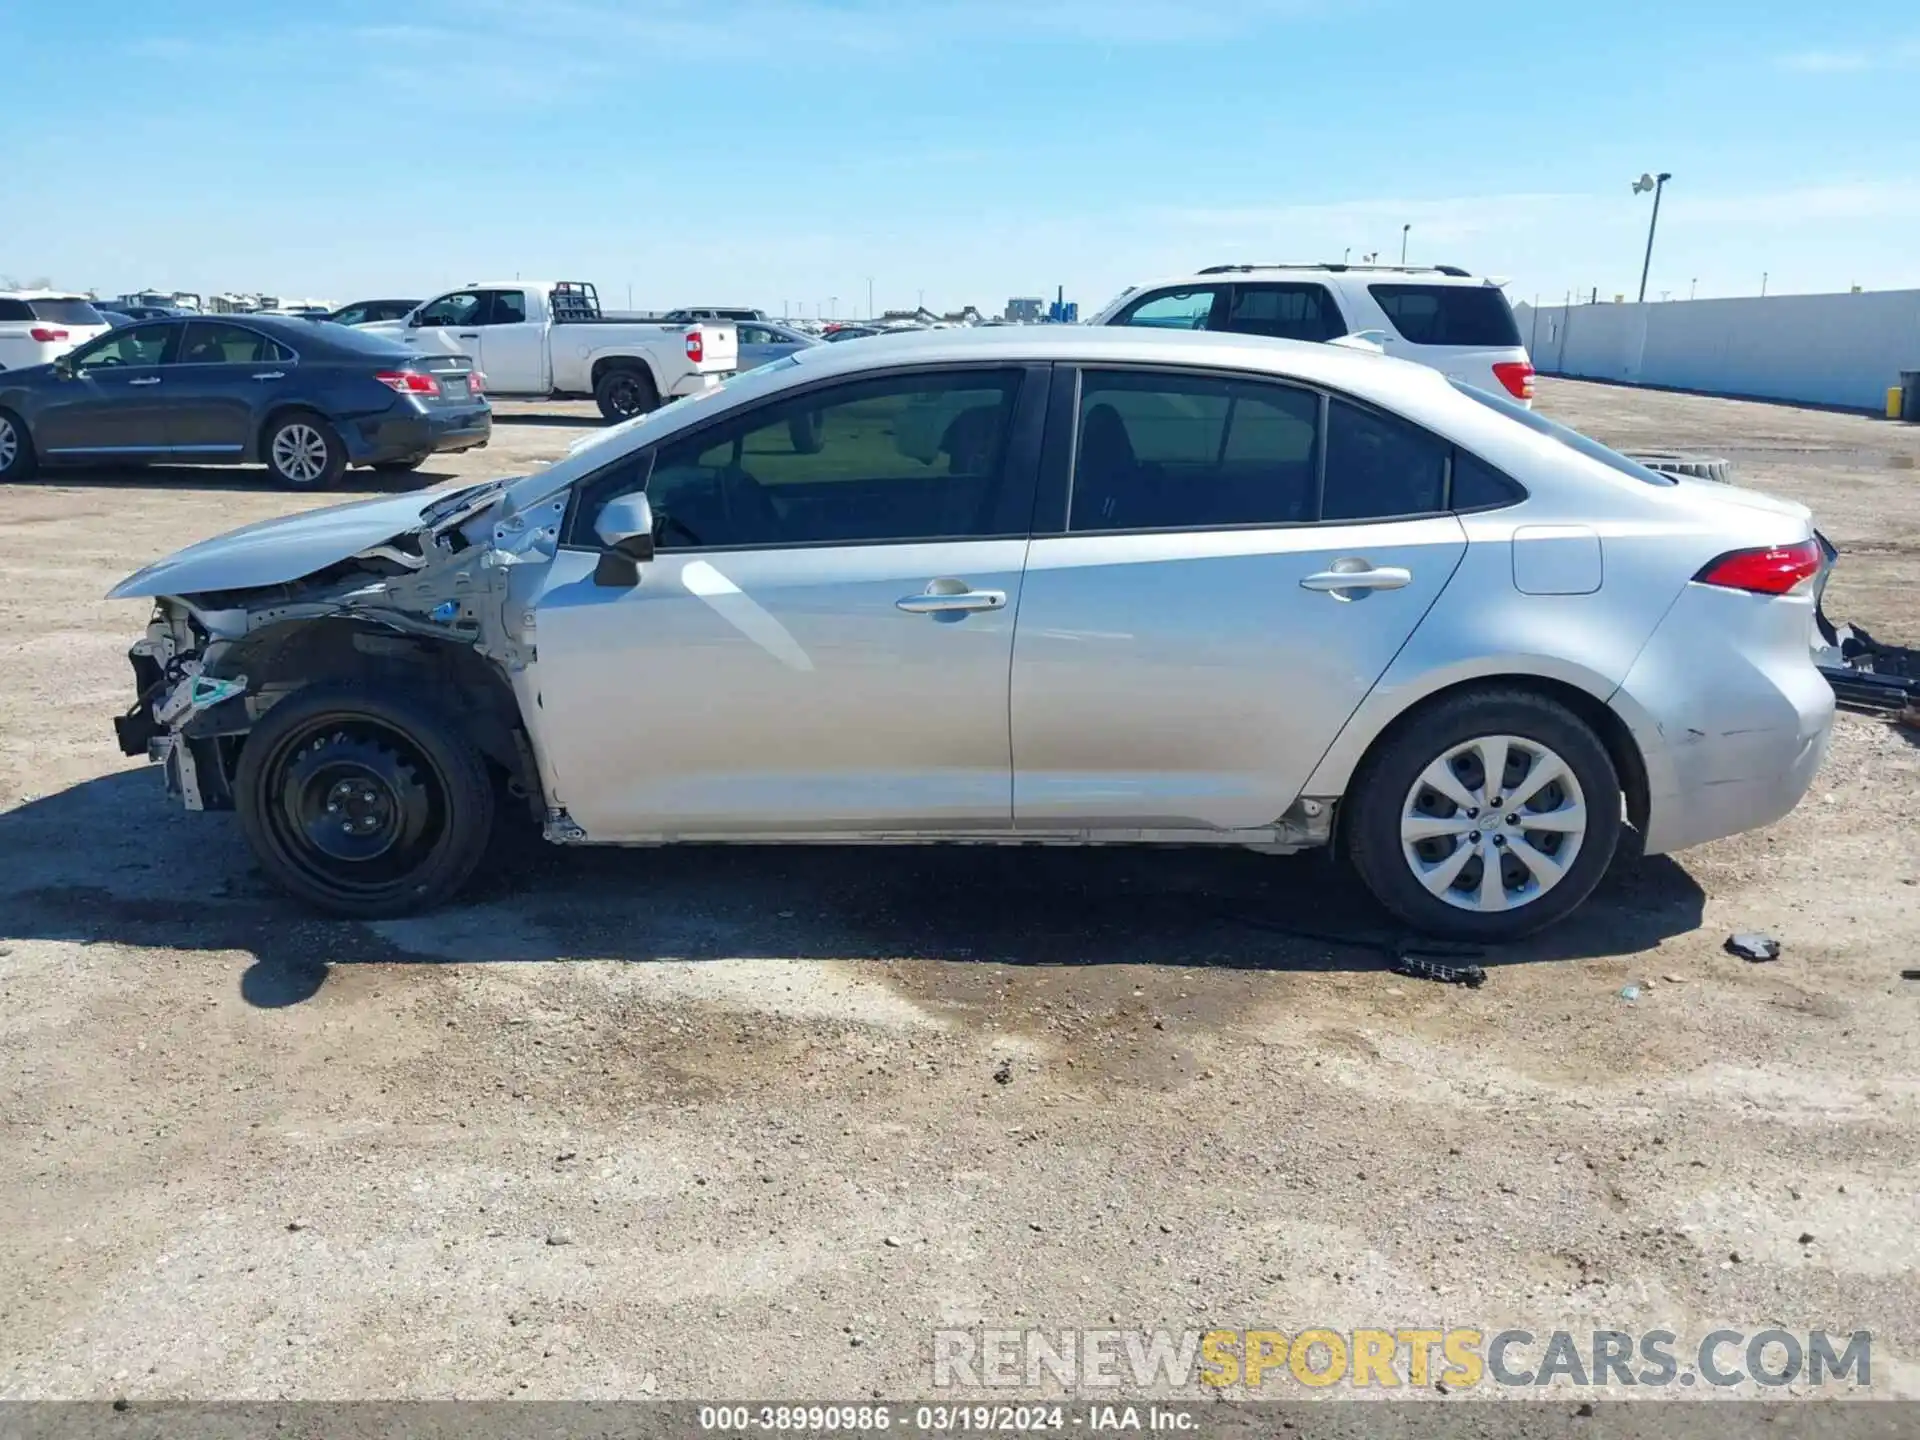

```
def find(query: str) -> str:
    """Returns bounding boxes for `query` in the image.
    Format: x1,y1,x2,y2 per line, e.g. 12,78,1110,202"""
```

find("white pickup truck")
363,281,739,421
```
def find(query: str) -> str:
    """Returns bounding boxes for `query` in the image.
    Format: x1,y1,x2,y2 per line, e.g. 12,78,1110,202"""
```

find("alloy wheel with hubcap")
270,422,331,485
0,414,19,474
1400,734,1587,914
1344,688,1622,941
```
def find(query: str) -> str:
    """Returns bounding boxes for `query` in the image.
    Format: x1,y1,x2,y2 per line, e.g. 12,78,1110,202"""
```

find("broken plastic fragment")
1725,932,1781,963
430,600,460,623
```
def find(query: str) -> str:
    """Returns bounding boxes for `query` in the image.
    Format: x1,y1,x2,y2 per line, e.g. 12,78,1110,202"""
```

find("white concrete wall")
1514,290,1920,411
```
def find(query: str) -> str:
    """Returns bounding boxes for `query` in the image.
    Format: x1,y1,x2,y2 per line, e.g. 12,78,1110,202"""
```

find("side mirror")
592,491,655,586
53,354,74,379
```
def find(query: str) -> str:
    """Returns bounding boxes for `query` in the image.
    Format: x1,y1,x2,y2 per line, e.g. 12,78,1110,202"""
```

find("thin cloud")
1778,39,1920,72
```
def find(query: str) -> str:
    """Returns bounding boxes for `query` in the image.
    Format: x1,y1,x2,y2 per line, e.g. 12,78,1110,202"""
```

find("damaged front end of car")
110,480,568,825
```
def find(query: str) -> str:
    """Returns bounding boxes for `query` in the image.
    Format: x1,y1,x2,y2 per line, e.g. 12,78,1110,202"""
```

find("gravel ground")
1,383,1916,1404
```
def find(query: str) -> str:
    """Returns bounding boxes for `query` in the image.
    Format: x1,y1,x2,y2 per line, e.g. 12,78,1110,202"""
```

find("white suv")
1089,263,1535,404
0,292,111,373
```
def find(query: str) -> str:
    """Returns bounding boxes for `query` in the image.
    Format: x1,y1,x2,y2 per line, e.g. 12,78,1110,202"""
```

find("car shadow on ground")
0,769,1706,1009
7,463,455,494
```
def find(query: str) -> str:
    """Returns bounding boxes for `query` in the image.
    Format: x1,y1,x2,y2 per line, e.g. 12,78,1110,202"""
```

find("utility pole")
866,276,874,320
1400,224,1410,264
1633,170,1671,304
829,295,837,321
1761,272,1769,297
1689,278,1697,300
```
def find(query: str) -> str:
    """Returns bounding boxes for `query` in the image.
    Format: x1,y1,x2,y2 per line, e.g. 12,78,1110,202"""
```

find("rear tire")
1344,688,1622,942
264,411,347,489
0,408,36,482
594,366,659,422
235,683,496,918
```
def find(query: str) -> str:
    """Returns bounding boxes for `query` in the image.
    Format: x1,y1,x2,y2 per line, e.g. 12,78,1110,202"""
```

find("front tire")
264,411,347,489
0,408,37,482
594,366,659,422
1344,689,1622,942
235,684,495,918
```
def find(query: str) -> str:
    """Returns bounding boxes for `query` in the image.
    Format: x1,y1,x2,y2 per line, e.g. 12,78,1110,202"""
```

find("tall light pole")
1633,171,1671,304
1343,247,1351,263
1400,224,1410,264
829,295,838,321
866,276,874,320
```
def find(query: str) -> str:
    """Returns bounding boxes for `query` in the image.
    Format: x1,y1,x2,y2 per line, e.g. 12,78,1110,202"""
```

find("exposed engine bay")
113,479,568,831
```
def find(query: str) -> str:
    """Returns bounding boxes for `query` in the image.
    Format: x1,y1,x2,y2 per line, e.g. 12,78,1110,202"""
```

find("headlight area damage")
111,481,565,834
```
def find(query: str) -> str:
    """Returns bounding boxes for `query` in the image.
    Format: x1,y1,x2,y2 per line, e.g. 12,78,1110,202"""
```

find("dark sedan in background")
0,314,489,489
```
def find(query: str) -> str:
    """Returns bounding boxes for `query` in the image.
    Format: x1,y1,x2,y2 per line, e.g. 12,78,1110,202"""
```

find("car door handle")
127,376,162,386
895,587,1007,615
251,371,285,381
1299,563,1412,594
457,332,480,339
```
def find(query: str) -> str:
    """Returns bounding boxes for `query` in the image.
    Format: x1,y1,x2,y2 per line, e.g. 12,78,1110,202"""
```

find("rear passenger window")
1449,450,1525,511
1322,398,1447,521
1112,288,1220,330
1368,284,1522,347
1224,284,1343,342
1069,370,1320,532
0,299,33,321
180,322,287,365
486,290,528,324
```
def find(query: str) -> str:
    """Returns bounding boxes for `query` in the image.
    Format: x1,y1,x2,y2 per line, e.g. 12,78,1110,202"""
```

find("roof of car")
780,322,1445,397
0,290,92,301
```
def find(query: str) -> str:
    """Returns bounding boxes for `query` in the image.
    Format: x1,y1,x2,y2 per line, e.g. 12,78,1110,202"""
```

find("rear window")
29,299,106,327
1451,379,1676,486
319,323,415,358
1369,284,1520,348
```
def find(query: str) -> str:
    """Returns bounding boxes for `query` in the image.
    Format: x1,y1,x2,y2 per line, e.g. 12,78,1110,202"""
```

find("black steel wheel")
235,684,494,917
594,366,658,422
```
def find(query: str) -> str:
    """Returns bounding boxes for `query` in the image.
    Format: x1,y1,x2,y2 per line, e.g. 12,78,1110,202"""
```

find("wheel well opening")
590,357,655,393
1346,675,1650,840
215,621,541,808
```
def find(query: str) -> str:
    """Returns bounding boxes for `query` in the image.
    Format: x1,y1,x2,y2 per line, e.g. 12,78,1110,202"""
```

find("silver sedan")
107,327,1835,939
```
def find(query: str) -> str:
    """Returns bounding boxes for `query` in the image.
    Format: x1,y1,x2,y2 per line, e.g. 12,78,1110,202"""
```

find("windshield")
1450,379,1676,486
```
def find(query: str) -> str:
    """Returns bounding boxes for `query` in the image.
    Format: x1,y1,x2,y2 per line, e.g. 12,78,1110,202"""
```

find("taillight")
468,370,486,395
29,326,68,343
1694,539,1823,595
374,369,441,396
1492,360,1535,400
685,329,704,364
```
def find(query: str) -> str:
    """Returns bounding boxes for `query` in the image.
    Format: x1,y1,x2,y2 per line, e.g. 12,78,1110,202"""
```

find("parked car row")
0,313,490,488
106,323,1834,942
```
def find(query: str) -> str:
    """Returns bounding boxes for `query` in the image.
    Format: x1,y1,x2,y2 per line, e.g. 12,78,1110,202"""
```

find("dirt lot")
1,382,1916,1403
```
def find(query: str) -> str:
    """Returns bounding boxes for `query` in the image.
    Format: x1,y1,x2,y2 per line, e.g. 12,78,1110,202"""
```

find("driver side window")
73,323,177,368
575,369,1027,552
416,292,484,327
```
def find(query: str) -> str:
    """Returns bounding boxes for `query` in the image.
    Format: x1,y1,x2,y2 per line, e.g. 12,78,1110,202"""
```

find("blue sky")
2,0,1915,314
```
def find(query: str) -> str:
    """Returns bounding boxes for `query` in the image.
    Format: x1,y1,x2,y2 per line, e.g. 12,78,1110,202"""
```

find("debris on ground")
1619,985,1642,1002
1901,969,1920,981
1726,933,1782,963
991,1059,1013,1085
1392,943,1488,988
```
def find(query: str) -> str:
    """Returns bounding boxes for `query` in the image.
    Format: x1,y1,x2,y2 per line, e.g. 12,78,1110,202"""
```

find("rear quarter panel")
1298,381,1789,797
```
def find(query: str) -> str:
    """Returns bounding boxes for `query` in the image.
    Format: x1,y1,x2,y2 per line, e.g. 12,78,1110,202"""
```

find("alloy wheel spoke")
1475,841,1508,911
1508,835,1566,889
1414,840,1475,897
1473,736,1511,802
1518,801,1586,834
1402,811,1476,842
1417,758,1479,812
1506,753,1567,811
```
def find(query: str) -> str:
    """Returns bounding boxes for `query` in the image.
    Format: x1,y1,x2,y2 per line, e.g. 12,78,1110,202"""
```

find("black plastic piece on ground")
1392,940,1489,988
1726,932,1781,962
